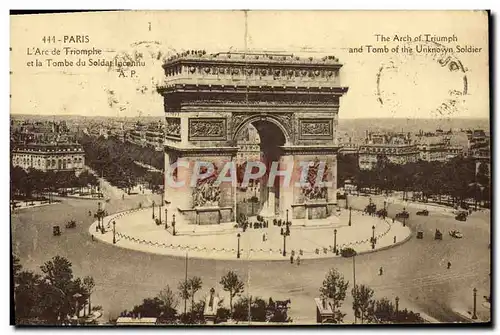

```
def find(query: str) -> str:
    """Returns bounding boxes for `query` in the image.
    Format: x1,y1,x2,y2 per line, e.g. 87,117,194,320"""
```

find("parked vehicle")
434,229,443,240
364,203,377,215
396,211,409,219
449,230,463,239
416,210,429,216
53,226,61,236
340,247,357,258
376,208,388,218
416,231,424,239
455,212,467,222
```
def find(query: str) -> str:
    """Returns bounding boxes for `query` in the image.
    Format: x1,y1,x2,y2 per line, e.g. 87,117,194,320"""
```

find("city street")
11,194,490,324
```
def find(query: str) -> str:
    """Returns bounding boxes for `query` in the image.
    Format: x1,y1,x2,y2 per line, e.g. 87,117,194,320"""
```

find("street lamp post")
349,206,352,226
159,206,162,225
282,231,287,257
172,214,176,236
333,229,337,253
286,209,289,223
237,233,241,259
472,288,478,320
152,201,155,219
95,202,105,233
112,220,116,244
372,225,376,249
395,296,399,319
345,193,348,210
403,216,406,227
97,202,101,231
352,254,357,324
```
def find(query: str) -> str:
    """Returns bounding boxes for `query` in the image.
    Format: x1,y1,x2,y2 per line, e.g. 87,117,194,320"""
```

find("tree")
39,256,84,323
178,280,191,314
188,277,202,313
372,297,424,324
319,268,349,323
351,284,375,324
476,162,490,187
82,276,95,316
130,297,165,318
232,296,265,322
158,285,179,322
40,256,74,289
373,297,395,323
219,271,245,315
14,269,43,324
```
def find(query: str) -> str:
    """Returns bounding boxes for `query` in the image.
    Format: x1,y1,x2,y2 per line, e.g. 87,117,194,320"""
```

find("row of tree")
10,167,99,200
118,270,290,324
119,267,423,325
13,254,424,325
13,255,97,325
79,135,162,192
320,268,424,324
338,155,491,207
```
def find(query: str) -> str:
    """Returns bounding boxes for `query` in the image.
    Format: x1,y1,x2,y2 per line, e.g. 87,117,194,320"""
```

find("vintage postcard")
10,10,491,326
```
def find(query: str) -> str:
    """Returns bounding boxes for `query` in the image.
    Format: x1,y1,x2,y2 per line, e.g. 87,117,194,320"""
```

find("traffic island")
90,207,412,261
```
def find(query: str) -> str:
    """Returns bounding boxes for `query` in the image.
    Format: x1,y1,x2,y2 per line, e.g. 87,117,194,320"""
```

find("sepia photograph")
9,10,491,326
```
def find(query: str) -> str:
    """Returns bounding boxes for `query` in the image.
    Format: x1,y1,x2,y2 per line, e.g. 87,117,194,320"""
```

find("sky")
10,11,490,119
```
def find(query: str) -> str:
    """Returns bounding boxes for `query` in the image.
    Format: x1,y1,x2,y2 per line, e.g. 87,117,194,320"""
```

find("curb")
357,229,413,256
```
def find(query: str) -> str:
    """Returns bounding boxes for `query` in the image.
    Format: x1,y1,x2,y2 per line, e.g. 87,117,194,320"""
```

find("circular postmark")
376,40,468,118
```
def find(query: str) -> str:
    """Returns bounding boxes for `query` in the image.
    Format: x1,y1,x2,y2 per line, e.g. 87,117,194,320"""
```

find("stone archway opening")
234,118,287,219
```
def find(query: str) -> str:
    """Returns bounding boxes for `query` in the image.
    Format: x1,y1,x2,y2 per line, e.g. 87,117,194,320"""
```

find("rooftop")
165,50,340,65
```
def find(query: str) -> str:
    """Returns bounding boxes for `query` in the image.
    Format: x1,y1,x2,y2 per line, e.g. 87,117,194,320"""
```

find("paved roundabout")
12,192,490,324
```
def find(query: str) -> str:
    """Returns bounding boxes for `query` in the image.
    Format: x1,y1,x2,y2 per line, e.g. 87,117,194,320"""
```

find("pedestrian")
88,210,92,216
297,256,301,265
122,194,125,200
379,267,383,276
262,233,265,242
91,234,94,241
290,255,294,264
447,261,451,269
393,236,396,243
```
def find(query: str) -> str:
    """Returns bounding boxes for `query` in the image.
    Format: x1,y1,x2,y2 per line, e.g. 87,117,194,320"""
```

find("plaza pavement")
90,207,411,261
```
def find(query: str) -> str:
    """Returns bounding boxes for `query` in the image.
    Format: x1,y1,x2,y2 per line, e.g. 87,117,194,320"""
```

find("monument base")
292,201,337,221
178,206,233,225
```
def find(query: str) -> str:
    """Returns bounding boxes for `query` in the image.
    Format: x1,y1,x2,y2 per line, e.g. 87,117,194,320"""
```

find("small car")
416,210,429,216
449,230,463,238
416,231,424,239
364,203,377,215
376,209,388,218
434,229,443,240
455,212,467,222
396,211,410,219
53,226,61,236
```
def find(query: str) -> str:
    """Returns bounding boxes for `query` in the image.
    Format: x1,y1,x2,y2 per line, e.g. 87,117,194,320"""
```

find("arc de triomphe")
157,51,348,225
